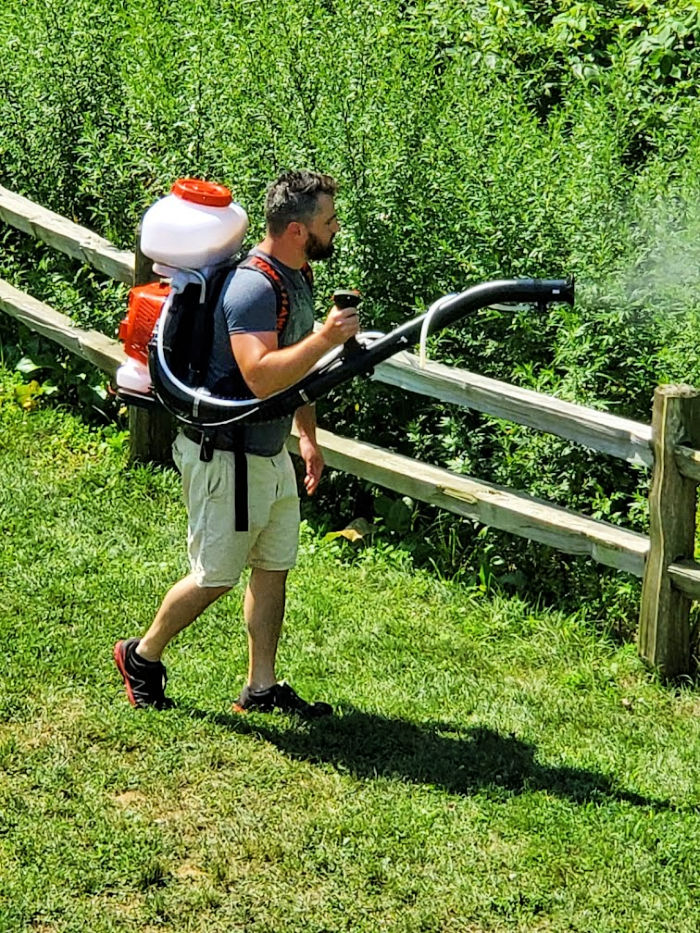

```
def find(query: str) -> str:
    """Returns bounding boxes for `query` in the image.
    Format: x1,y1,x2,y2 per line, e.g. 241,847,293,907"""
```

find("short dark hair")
265,170,338,236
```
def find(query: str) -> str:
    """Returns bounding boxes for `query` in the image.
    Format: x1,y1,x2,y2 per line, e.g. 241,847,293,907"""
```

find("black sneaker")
113,638,173,710
233,680,332,719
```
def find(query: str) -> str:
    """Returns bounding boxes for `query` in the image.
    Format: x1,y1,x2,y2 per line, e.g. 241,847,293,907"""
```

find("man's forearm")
246,331,337,398
294,403,324,495
294,403,318,442
231,305,359,400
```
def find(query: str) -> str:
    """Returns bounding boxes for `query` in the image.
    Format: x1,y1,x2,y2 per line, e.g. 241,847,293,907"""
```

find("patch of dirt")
113,789,149,810
173,860,208,882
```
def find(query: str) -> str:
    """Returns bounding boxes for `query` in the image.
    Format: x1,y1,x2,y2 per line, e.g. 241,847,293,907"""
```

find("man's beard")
304,230,335,261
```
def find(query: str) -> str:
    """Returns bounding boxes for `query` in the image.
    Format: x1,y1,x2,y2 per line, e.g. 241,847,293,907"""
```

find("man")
114,170,359,716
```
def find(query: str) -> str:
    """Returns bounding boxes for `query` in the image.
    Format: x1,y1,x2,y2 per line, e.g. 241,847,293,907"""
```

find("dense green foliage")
1,0,699,601
1,389,699,932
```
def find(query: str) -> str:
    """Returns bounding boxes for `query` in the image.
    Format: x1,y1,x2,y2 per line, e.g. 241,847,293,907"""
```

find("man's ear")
287,220,306,240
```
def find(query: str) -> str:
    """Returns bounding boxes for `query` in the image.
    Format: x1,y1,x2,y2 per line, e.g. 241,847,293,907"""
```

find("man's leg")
138,574,231,662
244,568,287,691
114,574,230,708
235,566,331,718
233,450,331,718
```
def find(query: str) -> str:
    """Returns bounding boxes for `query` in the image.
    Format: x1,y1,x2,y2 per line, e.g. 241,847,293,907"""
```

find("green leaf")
15,356,41,375
14,379,42,410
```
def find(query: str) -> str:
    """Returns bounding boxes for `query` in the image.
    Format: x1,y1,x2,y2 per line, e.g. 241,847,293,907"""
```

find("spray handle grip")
333,289,363,356
333,289,362,310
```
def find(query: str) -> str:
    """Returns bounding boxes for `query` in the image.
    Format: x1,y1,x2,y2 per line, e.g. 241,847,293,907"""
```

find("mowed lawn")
0,389,698,933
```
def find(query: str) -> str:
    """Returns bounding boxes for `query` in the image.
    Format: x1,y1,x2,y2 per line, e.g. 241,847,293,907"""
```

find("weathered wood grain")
674,444,700,483
638,386,700,677
667,559,700,601
0,184,134,283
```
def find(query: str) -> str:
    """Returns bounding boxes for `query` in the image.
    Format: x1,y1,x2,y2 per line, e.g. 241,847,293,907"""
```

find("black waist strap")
182,427,249,533
182,425,238,451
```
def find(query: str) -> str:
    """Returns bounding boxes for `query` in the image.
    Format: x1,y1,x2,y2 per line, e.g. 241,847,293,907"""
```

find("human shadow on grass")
186,703,681,811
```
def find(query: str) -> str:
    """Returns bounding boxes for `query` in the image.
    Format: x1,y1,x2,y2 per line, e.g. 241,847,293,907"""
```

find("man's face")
302,193,340,261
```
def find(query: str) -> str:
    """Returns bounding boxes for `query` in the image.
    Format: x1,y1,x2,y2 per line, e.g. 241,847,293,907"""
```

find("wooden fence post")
128,233,174,463
638,384,700,678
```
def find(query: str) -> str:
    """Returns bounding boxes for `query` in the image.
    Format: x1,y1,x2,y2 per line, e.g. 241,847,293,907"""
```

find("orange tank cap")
171,178,232,208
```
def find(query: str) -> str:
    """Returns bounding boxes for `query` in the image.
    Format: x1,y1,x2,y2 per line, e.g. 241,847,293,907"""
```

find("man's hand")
320,304,360,346
298,433,324,495
295,404,324,496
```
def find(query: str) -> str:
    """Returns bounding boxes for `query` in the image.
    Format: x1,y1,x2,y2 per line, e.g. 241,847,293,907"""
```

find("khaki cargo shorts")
172,432,300,587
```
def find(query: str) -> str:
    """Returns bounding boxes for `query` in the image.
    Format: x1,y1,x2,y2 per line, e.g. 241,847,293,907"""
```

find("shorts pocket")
204,451,232,499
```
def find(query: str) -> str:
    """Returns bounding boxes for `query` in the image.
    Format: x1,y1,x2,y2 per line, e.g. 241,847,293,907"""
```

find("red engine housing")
119,281,171,365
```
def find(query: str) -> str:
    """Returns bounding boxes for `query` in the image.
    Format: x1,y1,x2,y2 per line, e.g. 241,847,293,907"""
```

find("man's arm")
294,404,324,495
230,304,359,399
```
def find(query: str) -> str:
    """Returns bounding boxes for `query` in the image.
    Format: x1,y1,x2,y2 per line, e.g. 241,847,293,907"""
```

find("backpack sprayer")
117,179,575,427
117,178,249,397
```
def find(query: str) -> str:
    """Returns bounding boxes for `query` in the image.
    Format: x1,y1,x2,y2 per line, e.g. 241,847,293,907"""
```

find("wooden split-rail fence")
1,183,699,679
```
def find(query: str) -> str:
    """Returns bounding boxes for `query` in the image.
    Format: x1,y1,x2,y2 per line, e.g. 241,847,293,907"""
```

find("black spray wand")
253,277,575,420
149,277,574,427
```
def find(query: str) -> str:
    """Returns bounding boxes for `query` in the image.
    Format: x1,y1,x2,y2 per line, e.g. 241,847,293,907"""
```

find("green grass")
0,384,699,932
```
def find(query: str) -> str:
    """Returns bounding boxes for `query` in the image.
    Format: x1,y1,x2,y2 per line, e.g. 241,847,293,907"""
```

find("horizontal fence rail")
2,185,700,677
0,277,125,376
288,429,650,577
666,560,700,601
0,185,133,284
373,353,654,468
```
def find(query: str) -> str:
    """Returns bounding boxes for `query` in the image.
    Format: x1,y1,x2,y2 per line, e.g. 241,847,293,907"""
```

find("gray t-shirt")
206,249,315,455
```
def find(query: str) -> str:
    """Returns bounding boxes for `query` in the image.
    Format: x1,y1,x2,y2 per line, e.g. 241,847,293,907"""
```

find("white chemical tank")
140,178,248,271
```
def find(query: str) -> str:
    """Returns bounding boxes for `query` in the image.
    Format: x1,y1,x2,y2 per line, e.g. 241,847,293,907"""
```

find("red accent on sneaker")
113,640,137,707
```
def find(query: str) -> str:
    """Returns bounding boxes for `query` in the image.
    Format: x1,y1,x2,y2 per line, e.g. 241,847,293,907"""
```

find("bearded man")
114,170,358,715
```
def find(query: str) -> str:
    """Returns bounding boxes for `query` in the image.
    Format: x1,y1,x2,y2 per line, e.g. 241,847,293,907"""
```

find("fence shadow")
186,703,678,811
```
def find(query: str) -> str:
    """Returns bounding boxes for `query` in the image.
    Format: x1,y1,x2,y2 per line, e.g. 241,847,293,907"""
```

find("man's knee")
201,582,233,599
248,567,288,595
249,567,288,582
188,577,233,608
